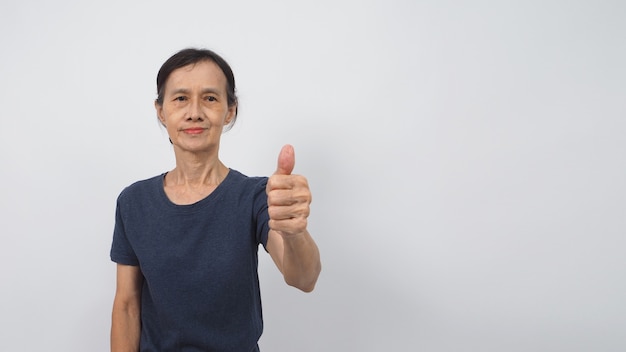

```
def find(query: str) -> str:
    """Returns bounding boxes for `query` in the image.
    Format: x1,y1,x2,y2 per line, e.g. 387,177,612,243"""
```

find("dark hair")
156,48,238,127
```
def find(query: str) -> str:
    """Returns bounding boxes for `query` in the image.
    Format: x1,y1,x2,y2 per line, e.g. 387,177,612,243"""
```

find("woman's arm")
266,145,321,292
111,264,143,352
267,229,321,292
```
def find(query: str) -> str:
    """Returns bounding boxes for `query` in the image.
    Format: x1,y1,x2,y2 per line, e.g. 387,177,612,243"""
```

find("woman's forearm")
282,230,321,292
111,300,141,352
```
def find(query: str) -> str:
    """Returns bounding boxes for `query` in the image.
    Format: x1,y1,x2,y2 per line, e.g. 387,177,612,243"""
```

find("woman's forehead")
165,61,227,92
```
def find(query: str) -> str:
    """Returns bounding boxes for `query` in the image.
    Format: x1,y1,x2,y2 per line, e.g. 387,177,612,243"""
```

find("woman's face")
156,60,236,154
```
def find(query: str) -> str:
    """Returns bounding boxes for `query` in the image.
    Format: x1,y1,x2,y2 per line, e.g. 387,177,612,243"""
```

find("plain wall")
1,0,624,351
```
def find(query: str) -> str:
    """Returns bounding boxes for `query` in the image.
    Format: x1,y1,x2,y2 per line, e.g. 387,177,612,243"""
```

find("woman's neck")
167,150,229,188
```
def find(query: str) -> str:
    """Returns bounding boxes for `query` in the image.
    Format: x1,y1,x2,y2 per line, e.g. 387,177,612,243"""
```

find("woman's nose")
186,99,203,121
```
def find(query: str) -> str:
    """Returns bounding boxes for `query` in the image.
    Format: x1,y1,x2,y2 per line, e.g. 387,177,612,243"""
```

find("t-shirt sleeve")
110,194,139,266
253,177,270,251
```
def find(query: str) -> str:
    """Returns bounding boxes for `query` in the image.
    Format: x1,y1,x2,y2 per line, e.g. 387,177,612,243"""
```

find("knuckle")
267,192,278,205
267,206,279,219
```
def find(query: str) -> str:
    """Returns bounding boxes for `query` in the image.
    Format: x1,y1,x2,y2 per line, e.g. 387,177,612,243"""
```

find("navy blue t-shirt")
111,169,269,352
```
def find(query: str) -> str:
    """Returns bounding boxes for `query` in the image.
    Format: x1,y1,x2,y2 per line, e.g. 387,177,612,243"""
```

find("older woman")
110,48,321,352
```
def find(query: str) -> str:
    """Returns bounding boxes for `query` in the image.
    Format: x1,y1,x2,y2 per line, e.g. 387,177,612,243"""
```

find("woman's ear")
155,100,166,127
224,103,237,125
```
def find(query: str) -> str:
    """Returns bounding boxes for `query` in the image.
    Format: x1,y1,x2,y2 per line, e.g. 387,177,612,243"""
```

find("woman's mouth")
181,127,206,134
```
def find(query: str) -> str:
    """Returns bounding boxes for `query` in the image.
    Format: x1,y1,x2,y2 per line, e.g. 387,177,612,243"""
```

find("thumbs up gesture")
266,144,312,238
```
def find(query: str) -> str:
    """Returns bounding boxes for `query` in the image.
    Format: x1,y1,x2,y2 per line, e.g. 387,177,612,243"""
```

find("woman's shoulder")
117,174,165,200
227,168,267,184
224,169,268,194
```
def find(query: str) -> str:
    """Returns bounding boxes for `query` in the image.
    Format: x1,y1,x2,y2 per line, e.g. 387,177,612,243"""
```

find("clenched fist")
266,145,312,238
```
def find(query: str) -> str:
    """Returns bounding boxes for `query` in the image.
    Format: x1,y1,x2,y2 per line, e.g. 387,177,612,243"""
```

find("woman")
110,48,321,352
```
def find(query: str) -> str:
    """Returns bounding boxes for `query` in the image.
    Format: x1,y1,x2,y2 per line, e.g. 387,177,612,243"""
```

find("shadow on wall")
258,243,424,352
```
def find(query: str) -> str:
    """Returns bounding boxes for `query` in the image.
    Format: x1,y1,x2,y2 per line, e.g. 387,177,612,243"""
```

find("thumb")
274,144,295,175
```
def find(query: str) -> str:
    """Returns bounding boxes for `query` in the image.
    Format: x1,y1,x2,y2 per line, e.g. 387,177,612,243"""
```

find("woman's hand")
266,144,312,238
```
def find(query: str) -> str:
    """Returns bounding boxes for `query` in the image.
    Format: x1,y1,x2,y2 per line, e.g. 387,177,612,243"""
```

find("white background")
1,0,625,351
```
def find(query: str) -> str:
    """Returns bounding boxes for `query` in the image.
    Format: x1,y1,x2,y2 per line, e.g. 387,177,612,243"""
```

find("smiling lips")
181,127,207,134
